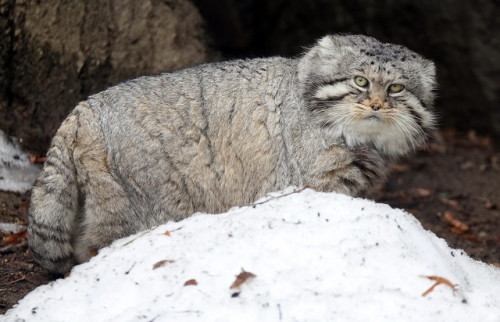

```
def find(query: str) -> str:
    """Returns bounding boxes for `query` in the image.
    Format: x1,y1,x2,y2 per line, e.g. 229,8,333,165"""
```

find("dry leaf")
397,191,411,201
472,196,497,210
29,155,47,164
162,227,183,236
427,142,446,154
491,154,500,171
440,198,460,209
460,161,474,170
230,269,257,289
184,279,198,286
391,164,410,172
443,211,470,233
483,200,497,210
462,234,481,243
18,203,29,212
3,229,27,244
153,259,175,269
421,275,457,296
413,188,432,197
466,130,491,149
450,227,464,235
440,128,457,141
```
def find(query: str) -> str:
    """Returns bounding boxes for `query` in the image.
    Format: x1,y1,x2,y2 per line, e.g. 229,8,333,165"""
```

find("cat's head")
298,34,437,157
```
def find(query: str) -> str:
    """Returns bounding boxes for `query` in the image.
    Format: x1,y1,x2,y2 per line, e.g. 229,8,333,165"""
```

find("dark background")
1,0,499,153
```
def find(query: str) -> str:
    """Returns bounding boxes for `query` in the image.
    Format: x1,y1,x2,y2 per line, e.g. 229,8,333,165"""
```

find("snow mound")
3,189,500,321
0,131,41,193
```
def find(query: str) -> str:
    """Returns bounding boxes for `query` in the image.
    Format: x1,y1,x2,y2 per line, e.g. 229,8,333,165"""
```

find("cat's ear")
313,35,348,59
299,36,341,83
316,35,336,56
317,35,358,55
298,35,356,83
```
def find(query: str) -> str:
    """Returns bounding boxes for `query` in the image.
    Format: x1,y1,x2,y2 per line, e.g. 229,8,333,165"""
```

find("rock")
0,0,211,154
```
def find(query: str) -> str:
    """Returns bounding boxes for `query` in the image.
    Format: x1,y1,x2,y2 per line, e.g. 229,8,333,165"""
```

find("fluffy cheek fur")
311,99,434,157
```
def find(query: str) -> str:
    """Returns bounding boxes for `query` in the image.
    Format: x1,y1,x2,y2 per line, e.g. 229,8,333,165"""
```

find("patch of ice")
0,222,26,234
0,130,41,193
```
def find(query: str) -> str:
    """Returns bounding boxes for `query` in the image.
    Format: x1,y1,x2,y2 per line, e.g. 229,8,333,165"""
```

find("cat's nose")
370,102,382,111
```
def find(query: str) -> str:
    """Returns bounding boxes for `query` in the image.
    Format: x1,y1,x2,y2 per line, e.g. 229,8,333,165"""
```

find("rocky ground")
1,129,499,314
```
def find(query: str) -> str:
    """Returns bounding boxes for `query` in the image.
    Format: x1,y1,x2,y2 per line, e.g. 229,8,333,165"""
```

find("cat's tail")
28,110,81,275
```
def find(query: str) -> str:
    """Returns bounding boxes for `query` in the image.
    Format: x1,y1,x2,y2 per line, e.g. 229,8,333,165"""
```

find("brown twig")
0,241,27,254
122,229,151,246
1,276,26,286
421,275,457,296
251,185,317,207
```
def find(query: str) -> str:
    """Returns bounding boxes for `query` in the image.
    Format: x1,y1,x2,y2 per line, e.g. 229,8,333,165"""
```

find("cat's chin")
338,117,423,157
340,126,415,158
363,115,381,121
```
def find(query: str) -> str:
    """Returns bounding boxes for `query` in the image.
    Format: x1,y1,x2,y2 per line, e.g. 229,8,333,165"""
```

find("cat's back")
89,56,296,112
77,57,299,217
85,57,297,145
86,56,297,153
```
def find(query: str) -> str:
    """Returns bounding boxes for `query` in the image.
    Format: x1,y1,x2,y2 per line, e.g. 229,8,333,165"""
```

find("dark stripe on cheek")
395,93,425,128
308,98,345,112
305,77,352,111
396,98,436,142
406,105,423,128
322,77,350,87
405,89,429,109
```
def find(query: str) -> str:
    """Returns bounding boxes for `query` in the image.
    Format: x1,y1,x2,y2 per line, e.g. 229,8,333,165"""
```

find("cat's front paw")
349,146,388,190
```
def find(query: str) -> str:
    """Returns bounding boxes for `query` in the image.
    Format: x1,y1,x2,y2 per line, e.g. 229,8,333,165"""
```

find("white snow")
0,130,41,193
0,222,26,234
2,188,500,322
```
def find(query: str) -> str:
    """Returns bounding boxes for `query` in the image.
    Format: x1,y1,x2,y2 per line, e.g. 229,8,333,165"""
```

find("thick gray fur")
29,34,436,274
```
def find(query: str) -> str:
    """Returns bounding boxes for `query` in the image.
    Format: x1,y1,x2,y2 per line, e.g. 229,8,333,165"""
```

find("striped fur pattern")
29,34,436,274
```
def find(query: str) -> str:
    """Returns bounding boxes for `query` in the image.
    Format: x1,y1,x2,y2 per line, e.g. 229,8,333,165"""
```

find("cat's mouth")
363,114,381,121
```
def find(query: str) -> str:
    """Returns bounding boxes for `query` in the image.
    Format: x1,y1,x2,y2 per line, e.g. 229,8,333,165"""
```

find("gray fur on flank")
29,34,436,274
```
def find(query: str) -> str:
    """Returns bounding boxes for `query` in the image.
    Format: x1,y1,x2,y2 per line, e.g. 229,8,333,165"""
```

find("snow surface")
0,222,26,234
0,130,41,193
3,188,500,322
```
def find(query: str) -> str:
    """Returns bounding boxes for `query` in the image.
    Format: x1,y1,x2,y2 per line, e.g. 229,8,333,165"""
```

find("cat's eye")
354,76,369,88
388,84,405,93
